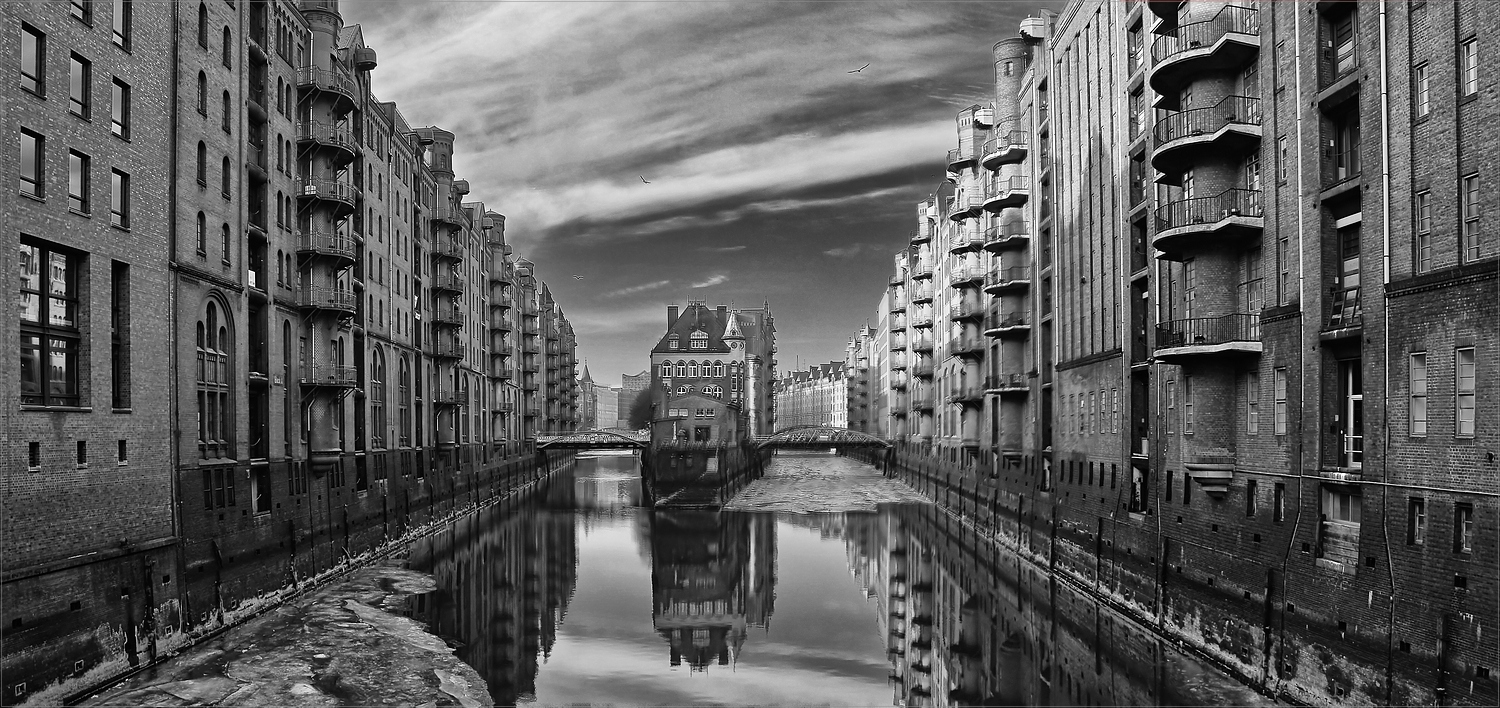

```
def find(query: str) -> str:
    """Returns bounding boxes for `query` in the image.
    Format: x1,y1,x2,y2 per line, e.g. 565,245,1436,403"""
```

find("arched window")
398,355,411,447
197,4,208,47
196,71,206,114
196,212,206,253
660,362,671,378
221,156,231,196
276,249,284,285
687,361,698,378
675,361,686,378
221,224,231,263
195,142,207,184
276,190,284,226
690,330,708,350
197,300,232,459
668,334,679,350
370,347,385,448
221,91,231,132
276,77,284,114
714,361,725,378
677,385,690,395
222,27,232,68
276,135,283,171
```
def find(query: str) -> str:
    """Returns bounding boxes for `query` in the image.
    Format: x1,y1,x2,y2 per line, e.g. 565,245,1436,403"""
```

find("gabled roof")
650,303,732,354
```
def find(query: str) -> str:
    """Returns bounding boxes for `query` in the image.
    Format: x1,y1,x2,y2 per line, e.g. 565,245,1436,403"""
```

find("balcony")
911,335,934,353
946,335,987,359
984,176,1030,212
985,311,1032,338
985,222,1030,252
889,295,907,314
984,266,1031,295
910,310,933,329
1154,313,1262,362
430,339,465,360
890,371,908,389
431,273,465,295
911,260,935,280
431,390,468,407
490,267,514,288
912,360,935,378
432,306,464,328
948,299,984,323
1153,96,1262,181
432,237,465,262
949,193,984,222
947,384,984,406
434,203,466,228
1150,5,1261,107
911,392,935,410
295,229,356,265
946,146,977,172
297,285,355,315
949,228,986,254
890,335,907,352
912,226,932,245
890,353,908,371
985,373,1030,395
296,179,356,213
295,121,356,163
949,264,986,289
1153,188,1263,259
981,131,1029,170
889,269,907,287
295,65,357,110
300,364,357,389
911,282,935,303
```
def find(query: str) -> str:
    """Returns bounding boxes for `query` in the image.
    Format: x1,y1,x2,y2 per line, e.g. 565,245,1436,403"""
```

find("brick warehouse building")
773,361,849,431
2,1,580,701
649,301,776,444
857,1,1496,706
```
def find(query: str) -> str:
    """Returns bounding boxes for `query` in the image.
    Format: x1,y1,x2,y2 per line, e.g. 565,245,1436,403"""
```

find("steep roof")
650,303,732,354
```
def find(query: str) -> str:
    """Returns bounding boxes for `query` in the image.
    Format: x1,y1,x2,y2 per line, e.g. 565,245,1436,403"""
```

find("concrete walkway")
723,452,928,513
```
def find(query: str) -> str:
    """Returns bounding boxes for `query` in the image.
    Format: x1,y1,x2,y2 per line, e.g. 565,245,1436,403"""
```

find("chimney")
667,304,679,328
716,305,727,322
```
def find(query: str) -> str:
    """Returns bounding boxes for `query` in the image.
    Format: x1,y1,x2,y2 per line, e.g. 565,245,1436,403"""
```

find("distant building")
648,301,776,443
596,385,621,430
620,369,651,428
774,362,849,430
578,365,597,429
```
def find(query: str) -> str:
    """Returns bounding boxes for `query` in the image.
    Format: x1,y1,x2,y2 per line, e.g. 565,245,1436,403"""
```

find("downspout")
167,0,187,633
1377,2,1398,703
1276,3,1311,692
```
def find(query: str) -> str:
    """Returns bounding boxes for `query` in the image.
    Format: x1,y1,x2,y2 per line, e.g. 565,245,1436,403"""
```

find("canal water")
403,451,1271,707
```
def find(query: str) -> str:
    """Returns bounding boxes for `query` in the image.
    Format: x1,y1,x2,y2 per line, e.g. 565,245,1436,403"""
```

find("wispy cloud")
691,274,728,289
604,280,672,298
698,245,747,253
824,244,879,258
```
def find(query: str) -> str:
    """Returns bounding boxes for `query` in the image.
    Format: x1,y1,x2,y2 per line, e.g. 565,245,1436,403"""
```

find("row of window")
666,330,711,350
19,25,133,138
63,1,133,46
19,130,132,228
20,239,131,409
1406,497,1476,553
659,361,737,379
1409,349,1478,438
25,439,129,470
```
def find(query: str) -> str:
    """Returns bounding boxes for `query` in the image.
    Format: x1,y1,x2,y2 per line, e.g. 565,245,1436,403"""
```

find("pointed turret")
580,363,593,384
722,309,744,341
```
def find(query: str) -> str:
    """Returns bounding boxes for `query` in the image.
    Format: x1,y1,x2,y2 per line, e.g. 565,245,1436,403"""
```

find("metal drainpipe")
1377,2,1399,703
167,0,188,634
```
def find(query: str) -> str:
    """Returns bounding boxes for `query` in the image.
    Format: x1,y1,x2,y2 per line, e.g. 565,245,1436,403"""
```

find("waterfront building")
856,2,1498,705
577,365,597,429
3,1,579,699
648,301,776,443
773,361,849,431
619,369,650,428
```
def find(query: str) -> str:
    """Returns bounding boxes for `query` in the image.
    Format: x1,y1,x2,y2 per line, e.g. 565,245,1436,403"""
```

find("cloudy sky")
345,0,1060,385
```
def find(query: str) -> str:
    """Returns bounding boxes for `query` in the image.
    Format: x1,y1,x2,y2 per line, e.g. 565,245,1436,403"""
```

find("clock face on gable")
730,341,742,349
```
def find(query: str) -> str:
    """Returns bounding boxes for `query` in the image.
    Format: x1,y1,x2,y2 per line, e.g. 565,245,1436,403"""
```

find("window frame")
19,239,83,407
21,24,45,97
68,150,90,214
1460,173,1481,263
1454,503,1474,553
110,169,129,229
1407,497,1426,546
1273,368,1288,436
1413,62,1430,118
69,53,92,119
1459,38,1478,98
1414,190,1432,273
71,0,93,25
1246,372,1260,435
112,0,132,50
1455,347,1475,438
111,77,131,139
1409,352,1427,437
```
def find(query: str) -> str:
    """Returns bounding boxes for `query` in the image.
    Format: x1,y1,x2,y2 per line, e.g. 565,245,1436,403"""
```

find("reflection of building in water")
403,490,578,705
650,511,776,671
571,454,644,518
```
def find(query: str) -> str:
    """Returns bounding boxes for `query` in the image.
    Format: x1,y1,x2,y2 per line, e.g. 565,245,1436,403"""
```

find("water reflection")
405,454,1266,707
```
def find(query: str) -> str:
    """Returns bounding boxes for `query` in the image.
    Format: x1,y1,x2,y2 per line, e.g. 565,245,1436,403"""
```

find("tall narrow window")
196,141,207,185
19,240,82,406
1276,136,1288,183
1455,347,1475,437
1414,190,1432,273
1454,504,1474,553
20,129,44,198
109,169,129,228
111,77,130,138
1407,497,1426,545
1409,352,1428,436
1274,368,1288,435
111,261,130,409
1332,110,1361,183
222,27,232,68
197,71,207,114
71,0,93,24
1247,372,1260,435
1246,480,1258,517
21,24,45,96
1459,38,1478,98
1414,63,1430,118
112,0,132,49
1330,12,1357,77
222,91,232,132
1273,483,1286,522
1182,376,1194,435
197,302,232,458
221,156,231,197
68,151,90,213
197,3,208,47
221,224,231,264
1461,174,1481,263
196,212,207,253
69,54,91,118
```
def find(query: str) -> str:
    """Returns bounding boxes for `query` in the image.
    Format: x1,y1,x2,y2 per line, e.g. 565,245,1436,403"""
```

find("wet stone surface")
723,452,929,512
82,563,491,708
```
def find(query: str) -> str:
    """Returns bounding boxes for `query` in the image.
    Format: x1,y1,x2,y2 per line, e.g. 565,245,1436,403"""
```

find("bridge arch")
535,430,649,450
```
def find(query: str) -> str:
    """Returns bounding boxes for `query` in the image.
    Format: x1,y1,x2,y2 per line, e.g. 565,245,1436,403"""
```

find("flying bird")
573,275,584,280
847,63,870,74
640,175,651,184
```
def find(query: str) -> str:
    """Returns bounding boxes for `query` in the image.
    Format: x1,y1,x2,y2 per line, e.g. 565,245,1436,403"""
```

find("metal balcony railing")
986,373,1028,390
431,273,464,293
986,266,1031,290
1155,96,1261,144
301,364,356,387
430,340,465,359
987,310,1031,331
986,221,1029,247
431,390,468,406
296,230,355,260
1155,313,1260,349
1155,188,1263,232
949,265,987,287
946,335,987,356
295,65,357,99
947,384,985,404
297,179,356,207
433,238,465,260
297,285,355,313
296,121,356,155
433,306,464,326
1152,5,1260,65
912,360,934,377
911,283,934,301
911,335,934,352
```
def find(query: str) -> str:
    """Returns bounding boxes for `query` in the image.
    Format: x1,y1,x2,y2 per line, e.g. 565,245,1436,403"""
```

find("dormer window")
690,330,709,350
669,334,680,350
